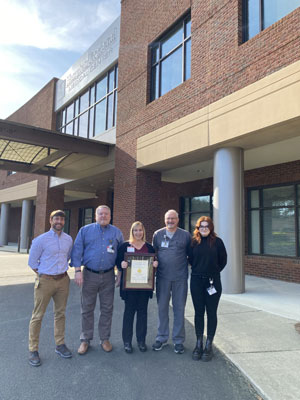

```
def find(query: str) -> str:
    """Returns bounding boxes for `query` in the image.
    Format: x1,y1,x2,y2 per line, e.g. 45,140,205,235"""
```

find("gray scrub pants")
155,278,188,344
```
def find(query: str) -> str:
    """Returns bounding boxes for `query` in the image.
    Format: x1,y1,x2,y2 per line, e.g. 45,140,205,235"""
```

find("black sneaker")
174,343,184,354
124,343,133,353
55,344,72,358
29,351,41,367
138,342,147,352
152,340,167,351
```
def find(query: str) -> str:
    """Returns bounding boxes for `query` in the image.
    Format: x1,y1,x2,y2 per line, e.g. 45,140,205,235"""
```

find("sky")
0,0,121,119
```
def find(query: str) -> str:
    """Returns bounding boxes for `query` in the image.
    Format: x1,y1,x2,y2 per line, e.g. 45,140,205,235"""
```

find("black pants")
122,291,150,344
190,275,222,338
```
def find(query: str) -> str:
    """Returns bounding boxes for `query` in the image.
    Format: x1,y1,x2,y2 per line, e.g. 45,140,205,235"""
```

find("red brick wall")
115,1,300,282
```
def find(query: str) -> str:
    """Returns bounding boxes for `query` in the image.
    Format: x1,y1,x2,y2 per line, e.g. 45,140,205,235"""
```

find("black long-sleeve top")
116,241,156,300
188,236,227,278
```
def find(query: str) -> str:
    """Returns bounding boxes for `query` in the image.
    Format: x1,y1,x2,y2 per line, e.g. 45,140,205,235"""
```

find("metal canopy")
0,119,112,176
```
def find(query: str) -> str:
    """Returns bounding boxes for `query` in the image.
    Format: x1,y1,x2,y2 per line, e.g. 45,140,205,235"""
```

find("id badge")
107,244,114,253
161,235,169,248
34,277,40,289
207,285,217,295
127,246,135,253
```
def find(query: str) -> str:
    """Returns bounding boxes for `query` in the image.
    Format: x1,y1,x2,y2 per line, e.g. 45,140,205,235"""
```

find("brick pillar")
33,177,64,238
114,147,161,240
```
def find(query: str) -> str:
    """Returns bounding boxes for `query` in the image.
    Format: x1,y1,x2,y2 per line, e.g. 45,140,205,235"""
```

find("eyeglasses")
198,225,210,230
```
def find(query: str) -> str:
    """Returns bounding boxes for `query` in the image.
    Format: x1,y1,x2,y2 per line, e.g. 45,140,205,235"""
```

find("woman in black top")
188,216,227,361
116,221,158,353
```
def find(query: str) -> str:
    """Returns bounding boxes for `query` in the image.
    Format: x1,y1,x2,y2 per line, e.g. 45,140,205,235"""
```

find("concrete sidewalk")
185,275,300,400
1,251,299,400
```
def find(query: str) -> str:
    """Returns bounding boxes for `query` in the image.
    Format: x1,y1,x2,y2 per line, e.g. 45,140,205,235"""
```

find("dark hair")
50,210,65,219
192,216,216,246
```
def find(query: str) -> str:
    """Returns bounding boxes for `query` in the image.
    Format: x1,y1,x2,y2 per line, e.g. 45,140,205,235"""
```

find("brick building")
0,2,300,291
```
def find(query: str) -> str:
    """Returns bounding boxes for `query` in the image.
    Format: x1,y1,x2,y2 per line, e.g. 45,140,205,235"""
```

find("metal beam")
0,160,56,176
0,119,110,157
29,149,71,173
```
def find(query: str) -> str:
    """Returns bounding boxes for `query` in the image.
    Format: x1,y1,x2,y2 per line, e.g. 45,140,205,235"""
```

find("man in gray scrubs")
152,209,191,354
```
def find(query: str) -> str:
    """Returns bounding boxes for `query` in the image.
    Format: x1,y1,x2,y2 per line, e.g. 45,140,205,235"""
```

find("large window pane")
66,103,74,123
184,38,191,81
151,65,159,100
246,0,260,39
80,91,89,113
250,210,260,253
263,0,300,30
161,25,183,57
115,65,118,87
78,111,88,138
108,69,114,93
161,47,182,96
89,107,94,137
191,196,210,212
263,186,294,207
185,18,191,38
107,94,113,130
90,86,95,106
114,91,117,126
65,122,73,135
96,77,107,101
263,208,296,256
250,190,259,208
95,100,106,134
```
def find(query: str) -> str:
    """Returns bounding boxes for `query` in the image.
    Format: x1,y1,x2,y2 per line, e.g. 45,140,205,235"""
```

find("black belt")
85,267,114,274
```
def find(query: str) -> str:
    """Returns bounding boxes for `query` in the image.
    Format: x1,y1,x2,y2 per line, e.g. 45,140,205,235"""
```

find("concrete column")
213,147,245,294
20,200,33,249
0,203,11,246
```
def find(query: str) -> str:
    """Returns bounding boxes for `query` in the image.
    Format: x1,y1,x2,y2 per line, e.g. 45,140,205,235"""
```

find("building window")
62,209,71,235
181,195,213,234
150,12,191,101
78,207,94,230
57,64,118,138
243,0,300,42
248,184,300,257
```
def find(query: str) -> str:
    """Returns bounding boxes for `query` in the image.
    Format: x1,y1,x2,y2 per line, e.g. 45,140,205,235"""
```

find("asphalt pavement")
0,252,260,400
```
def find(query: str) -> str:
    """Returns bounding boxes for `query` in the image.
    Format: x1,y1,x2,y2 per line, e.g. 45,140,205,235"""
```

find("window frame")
248,182,300,258
243,0,300,42
180,194,213,234
57,64,118,138
150,11,191,102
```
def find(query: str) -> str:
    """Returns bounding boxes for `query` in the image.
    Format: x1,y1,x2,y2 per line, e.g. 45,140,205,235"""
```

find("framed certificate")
123,253,155,290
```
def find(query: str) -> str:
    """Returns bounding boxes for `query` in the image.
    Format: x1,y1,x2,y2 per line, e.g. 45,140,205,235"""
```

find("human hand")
74,271,83,287
121,261,128,269
115,271,121,287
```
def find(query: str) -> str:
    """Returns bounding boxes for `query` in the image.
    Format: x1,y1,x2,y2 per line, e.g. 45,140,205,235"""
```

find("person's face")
50,216,65,232
132,225,144,241
199,221,210,237
165,211,179,231
95,207,111,226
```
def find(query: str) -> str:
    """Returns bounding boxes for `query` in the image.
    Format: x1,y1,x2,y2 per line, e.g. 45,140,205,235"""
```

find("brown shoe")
101,340,112,352
78,341,89,355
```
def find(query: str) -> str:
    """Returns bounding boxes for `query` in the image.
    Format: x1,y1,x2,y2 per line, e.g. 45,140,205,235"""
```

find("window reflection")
161,47,182,96
78,111,89,138
95,100,106,135
57,64,118,137
80,91,89,113
150,14,191,101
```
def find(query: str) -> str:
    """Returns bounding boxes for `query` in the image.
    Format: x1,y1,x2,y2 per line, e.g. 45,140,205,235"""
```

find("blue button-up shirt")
28,229,73,275
70,223,124,271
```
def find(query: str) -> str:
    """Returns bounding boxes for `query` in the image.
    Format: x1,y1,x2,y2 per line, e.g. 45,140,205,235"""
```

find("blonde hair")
129,221,146,242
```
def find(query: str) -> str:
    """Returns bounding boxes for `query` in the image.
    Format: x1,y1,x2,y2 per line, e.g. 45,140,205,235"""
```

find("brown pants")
80,268,115,342
29,274,70,351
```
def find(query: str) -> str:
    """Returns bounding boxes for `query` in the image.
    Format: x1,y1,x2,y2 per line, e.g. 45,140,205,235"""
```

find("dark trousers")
122,291,150,344
190,275,222,338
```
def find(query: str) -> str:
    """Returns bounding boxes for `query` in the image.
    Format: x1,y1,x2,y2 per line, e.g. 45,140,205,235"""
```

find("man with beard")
28,210,73,367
